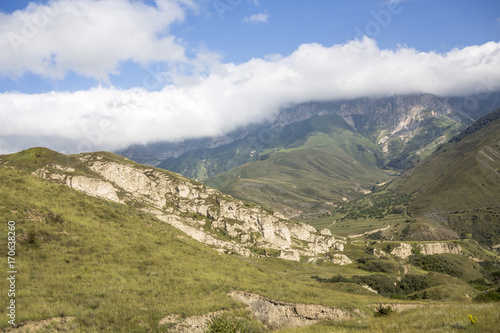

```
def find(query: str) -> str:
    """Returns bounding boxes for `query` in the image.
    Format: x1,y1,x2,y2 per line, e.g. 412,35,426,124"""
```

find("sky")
0,0,499,154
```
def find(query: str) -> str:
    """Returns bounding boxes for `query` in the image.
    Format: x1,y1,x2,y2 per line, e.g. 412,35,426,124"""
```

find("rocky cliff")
22,149,344,261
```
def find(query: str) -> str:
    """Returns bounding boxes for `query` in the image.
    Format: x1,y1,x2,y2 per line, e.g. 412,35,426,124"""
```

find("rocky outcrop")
31,152,345,262
329,254,353,265
229,291,352,330
159,291,355,332
418,242,462,255
390,243,413,259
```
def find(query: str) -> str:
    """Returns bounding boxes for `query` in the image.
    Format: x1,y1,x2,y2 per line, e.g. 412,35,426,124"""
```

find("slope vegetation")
394,109,500,245
1,148,350,261
205,115,394,220
312,109,500,247
0,163,381,331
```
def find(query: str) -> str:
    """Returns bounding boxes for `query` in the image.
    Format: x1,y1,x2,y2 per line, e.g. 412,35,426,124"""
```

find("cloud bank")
1,37,500,154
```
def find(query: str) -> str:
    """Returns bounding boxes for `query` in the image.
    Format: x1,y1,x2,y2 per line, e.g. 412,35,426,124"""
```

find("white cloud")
242,12,268,23
0,0,191,81
1,37,500,153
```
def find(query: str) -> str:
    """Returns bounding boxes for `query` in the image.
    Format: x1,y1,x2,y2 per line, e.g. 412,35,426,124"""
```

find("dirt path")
348,225,391,238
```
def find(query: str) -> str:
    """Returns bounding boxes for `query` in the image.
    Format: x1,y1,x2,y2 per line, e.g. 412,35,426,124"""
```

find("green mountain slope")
0,148,350,261
205,115,394,219
156,96,475,220
396,110,500,213
311,109,500,247
393,109,500,245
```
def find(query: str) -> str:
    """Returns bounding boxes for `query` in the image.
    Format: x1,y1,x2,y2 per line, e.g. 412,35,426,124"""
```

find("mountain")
118,93,500,172
205,115,394,220
117,93,500,219
313,109,500,247
392,108,500,245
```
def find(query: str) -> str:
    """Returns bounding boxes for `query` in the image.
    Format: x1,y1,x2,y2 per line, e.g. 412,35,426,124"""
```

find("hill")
0,148,345,261
0,157,371,331
205,115,394,220
311,109,500,247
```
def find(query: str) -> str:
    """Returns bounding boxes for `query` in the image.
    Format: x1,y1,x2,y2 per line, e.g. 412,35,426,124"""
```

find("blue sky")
0,0,499,153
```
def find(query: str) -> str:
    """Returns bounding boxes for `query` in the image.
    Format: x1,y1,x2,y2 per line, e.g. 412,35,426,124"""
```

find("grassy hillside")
205,117,394,219
1,152,499,332
393,111,500,212
0,165,384,331
311,110,500,247
393,111,500,246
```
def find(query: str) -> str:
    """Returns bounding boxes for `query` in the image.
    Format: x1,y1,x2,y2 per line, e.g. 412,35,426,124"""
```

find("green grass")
0,166,387,331
309,189,412,237
393,118,500,214
278,303,500,332
206,137,393,220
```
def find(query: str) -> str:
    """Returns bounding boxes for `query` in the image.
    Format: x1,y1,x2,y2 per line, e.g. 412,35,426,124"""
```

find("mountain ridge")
116,93,500,219
311,109,500,247
118,92,500,172
0,147,346,262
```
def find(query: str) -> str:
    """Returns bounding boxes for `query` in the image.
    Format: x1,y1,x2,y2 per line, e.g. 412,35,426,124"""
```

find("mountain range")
119,92,500,220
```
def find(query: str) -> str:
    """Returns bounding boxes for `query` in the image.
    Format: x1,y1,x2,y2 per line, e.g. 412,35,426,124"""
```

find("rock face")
390,243,413,259
159,291,354,332
31,151,345,262
229,291,352,330
418,242,462,255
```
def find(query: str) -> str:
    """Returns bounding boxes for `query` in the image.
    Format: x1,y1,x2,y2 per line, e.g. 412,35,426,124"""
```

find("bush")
409,254,465,278
359,259,398,274
204,313,264,333
396,275,431,294
353,274,397,295
491,271,500,284
312,274,351,283
374,305,393,317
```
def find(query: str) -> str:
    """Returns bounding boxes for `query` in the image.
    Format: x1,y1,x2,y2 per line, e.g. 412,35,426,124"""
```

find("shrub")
374,305,393,317
359,259,398,274
312,274,352,284
396,275,431,294
409,254,465,278
353,274,397,295
204,313,264,333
